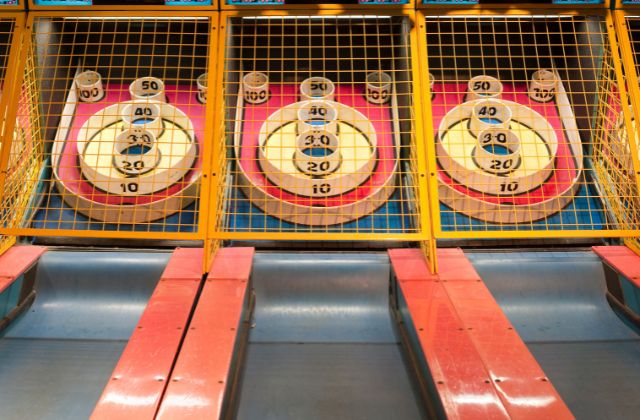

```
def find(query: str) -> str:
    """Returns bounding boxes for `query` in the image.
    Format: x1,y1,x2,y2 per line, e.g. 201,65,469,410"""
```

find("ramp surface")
468,250,640,420
0,250,169,420
235,252,425,420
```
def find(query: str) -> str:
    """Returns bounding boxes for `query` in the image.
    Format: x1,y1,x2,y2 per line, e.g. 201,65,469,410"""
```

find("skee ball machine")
417,0,640,418
0,11,216,241
0,4,221,418
0,0,638,417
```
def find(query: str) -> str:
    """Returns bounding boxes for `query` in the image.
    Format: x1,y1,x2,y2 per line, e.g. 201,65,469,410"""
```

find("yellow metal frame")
0,11,219,241
221,2,413,12
613,10,640,252
416,7,640,239
417,2,611,11
209,10,436,270
0,12,25,256
28,0,218,11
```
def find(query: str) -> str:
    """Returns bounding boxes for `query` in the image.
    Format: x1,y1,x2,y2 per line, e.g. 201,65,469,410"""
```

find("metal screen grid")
0,16,18,255
423,13,640,237
616,12,640,251
0,15,213,239
213,14,427,238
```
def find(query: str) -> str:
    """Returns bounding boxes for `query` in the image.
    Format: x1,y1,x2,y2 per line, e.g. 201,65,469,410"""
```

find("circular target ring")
112,127,161,176
437,99,558,196
257,100,377,198
77,101,197,196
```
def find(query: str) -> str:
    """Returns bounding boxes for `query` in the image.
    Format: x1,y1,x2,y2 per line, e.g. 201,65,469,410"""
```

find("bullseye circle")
77,101,197,196
294,129,341,176
474,127,521,175
113,127,161,176
437,99,558,196
258,100,377,198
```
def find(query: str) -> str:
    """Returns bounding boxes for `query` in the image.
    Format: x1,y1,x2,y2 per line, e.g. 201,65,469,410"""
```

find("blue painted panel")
0,338,126,420
237,343,423,420
441,182,606,233
467,251,638,342
0,276,22,319
468,250,640,419
3,250,170,340
0,284,9,318
621,277,640,316
225,186,414,234
31,192,197,233
250,252,396,343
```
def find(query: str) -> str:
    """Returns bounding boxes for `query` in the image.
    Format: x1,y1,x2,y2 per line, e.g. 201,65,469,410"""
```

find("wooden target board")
51,76,204,225
0,15,213,238
219,15,425,236
423,13,640,236
432,76,583,225
233,78,399,227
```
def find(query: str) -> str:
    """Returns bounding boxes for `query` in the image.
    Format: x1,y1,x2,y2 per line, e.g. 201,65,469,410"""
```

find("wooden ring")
77,101,197,196
257,100,377,198
129,77,166,103
293,129,341,177
113,127,161,176
76,70,105,103
300,77,335,101
466,75,503,101
529,69,557,103
121,101,164,138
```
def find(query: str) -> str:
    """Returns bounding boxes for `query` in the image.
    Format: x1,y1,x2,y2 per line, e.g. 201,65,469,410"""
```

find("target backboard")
419,10,640,239
0,12,217,242
210,12,433,251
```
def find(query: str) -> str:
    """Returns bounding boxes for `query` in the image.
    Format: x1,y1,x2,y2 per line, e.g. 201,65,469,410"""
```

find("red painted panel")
161,247,205,280
91,248,204,420
391,248,573,420
436,248,482,282
0,245,46,294
442,280,572,419
207,247,255,281
156,247,254,420
388,248,437,281
401,280,510,419
593,246,640,288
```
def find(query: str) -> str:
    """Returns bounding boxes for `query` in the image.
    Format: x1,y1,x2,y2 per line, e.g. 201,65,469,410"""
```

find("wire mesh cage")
0,13,215,240
0,15,23,255
211,13,430,241
614,10,640,250
421,11,640,238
